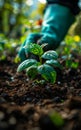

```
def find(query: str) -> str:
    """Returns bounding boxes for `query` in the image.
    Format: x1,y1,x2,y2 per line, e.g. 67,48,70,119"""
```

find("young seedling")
0,41,6,60
49,111,64,127
17,43,62,83
59,35,80,69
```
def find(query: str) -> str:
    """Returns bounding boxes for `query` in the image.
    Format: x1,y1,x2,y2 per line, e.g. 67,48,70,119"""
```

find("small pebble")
26,97,33,102
0,97,6,103
0,111,5,120
11,76,14,81
26,78,29,81
8,117,16,125
57,81,61,85
52,96,61,103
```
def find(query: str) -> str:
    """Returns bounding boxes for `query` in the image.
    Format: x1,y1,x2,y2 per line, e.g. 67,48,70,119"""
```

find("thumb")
37,34,59,51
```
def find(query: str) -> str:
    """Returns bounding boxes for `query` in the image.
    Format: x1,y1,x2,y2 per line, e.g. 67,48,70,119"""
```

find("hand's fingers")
18,33,42,61
37,34,59,51
25,33,42,44
24,33,42,55
18,39,31,61
37,35,51,51
18,47,26,61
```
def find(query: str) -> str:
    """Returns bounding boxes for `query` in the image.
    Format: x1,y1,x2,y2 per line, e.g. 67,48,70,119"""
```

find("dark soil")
0,55,81,130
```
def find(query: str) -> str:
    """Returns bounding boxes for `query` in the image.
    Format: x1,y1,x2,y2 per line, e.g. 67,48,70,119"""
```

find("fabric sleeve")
46,0,80,15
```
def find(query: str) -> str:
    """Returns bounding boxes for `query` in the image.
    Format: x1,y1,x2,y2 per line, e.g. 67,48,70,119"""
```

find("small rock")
52,96,61,103
0,97,6,103
26,97,33,102
8,117,16,125
11,76,14,81
0,111,5,120
57,81,61,85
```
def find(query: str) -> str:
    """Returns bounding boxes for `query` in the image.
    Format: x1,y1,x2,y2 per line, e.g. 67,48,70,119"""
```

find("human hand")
18,4,75,61
18,32,58,61
18,33,42,61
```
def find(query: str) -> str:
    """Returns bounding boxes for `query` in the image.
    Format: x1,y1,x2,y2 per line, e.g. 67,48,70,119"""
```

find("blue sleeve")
46,0,80,15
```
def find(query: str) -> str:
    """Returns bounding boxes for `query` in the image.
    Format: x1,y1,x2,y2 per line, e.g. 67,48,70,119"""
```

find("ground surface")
0,55,81,130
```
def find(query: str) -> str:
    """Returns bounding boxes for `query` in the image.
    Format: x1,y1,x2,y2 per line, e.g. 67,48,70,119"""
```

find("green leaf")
14,55,21,64
0,55,6,60
0,41,5,48
42,50,58,60
46,60,62,69
37,64,57,83
25,43,44,56
49,112,64,127
66,60,79,69
71,61,79,69
26,65,38,79
17,59,38,72
65,60,72,68
0,46,3,51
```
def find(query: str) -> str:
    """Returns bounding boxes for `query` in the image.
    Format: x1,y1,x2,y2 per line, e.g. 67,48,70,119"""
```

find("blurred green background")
0,0,46,38
0,0,81,39
0,0,81,63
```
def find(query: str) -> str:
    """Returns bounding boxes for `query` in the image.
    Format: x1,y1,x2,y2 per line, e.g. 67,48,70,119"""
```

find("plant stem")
39,57,42,64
